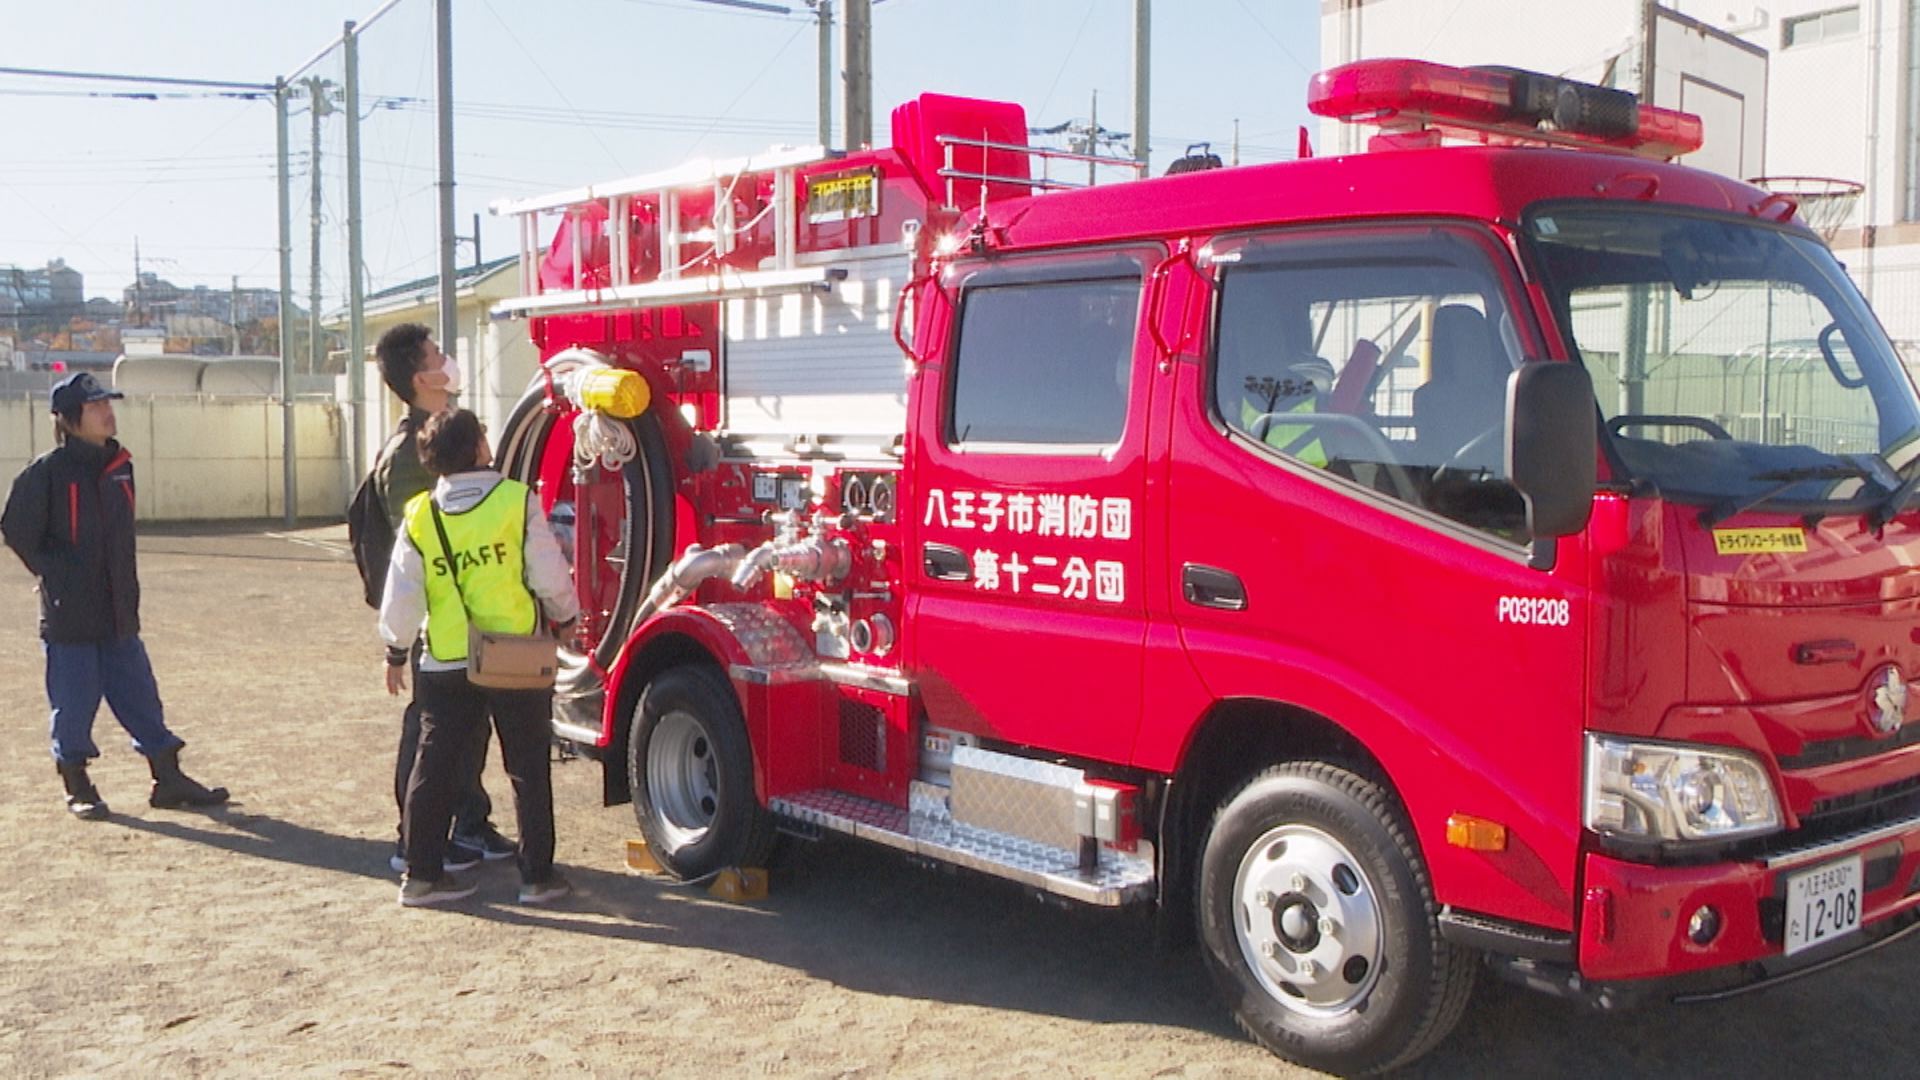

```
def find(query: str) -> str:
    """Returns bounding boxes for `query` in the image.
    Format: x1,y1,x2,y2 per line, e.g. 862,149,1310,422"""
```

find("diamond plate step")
769,785,1155,907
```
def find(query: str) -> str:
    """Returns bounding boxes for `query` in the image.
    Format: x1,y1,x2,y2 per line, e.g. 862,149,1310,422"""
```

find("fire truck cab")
488,60,1920,1074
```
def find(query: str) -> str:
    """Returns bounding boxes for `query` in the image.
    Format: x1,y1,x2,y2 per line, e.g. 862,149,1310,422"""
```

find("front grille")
1780,724,1920,770
1808,775,1920,822
1734,779,1920,864
837,698,886,773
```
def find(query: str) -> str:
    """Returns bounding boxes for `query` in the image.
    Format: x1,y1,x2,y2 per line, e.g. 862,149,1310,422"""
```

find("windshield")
1527,206,1920,512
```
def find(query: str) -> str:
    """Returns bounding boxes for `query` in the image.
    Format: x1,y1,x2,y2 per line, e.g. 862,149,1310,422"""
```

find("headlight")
1584,734,1782,844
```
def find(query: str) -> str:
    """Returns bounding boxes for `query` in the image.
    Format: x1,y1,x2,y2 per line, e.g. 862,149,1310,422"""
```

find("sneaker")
443,840,484,872
455,823,518,862
390,841,483,874
518,873,573,905
398,872,477,908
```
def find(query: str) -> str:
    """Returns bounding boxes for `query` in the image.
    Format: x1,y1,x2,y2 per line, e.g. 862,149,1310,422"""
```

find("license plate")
1784,855,1863,957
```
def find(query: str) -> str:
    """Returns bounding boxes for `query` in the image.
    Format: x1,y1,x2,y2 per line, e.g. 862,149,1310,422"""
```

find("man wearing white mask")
370,324,512,873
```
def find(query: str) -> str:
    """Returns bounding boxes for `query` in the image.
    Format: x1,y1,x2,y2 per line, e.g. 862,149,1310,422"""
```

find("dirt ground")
2,524,1918,1079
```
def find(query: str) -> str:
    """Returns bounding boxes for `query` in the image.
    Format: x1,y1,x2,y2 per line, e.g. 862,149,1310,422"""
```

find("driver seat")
1412,304,1509,471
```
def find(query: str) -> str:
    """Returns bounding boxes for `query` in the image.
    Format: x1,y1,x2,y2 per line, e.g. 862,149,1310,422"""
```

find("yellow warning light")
1446,814,1509,852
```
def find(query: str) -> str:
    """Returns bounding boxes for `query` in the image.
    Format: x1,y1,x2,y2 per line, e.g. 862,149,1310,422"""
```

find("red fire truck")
487,59,1920,1073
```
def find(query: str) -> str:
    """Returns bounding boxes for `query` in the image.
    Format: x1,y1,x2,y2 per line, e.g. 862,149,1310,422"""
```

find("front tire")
1197,761,1474,1076
628,665,774,881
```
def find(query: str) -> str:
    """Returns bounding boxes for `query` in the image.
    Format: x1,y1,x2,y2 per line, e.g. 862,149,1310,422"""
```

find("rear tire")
628,665,774,881
1196,761,1474,1075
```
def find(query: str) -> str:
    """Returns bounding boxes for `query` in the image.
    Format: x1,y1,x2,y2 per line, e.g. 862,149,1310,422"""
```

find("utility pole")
842,0,871,150
344,18,367,480
1133,0,1150,170
1088,91,1099,186
230,276,240,354
275,78,297,526
132,238,142,327
814,0,834,148
1232,118,1240,166
306,76,331,380
434,0,458,363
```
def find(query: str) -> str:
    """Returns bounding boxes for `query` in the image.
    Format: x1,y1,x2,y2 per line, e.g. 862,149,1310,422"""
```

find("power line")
0,87,271,102
0,65,272,92
681,19,814,157
366,95,813,136
479,0,629,174
1035,0,1101,121
611,0,804,21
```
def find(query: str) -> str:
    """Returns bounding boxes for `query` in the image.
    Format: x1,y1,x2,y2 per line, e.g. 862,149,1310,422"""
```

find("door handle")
1181,564,1247,611
923,543,970,582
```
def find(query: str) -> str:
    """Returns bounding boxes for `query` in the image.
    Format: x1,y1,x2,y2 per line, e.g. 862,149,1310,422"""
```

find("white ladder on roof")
488,145,843,320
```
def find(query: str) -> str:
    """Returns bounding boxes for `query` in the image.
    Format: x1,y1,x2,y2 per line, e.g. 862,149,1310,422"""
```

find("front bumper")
1576,811,1920,993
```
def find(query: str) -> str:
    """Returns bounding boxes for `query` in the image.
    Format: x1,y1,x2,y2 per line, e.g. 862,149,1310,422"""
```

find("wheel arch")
1155,673,1578,939
601,612,748,804
1157,698,1398,944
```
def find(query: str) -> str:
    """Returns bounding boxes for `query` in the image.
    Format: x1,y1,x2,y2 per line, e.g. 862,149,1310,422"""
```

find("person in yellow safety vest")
377,409,581,908
1239,355,1337,467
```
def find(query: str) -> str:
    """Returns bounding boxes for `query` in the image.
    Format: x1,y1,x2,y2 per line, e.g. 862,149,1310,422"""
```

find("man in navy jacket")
2,372,228,818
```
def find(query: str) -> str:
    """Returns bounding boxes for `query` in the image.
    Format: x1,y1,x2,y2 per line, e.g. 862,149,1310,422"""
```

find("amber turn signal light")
1445,814,1508,851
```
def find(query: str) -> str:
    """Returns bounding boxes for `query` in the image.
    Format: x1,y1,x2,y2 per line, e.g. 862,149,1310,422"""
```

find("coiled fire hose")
540,347,652,470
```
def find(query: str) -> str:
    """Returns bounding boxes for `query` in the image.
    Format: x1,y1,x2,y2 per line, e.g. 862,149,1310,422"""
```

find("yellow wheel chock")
625,839,768,902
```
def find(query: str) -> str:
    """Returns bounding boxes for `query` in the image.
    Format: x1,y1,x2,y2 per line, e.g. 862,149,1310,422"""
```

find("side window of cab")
946,257,1144,451
1207,226,1530,541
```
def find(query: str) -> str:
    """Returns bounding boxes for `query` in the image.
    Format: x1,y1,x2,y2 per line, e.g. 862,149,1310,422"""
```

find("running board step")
769,785,1155,907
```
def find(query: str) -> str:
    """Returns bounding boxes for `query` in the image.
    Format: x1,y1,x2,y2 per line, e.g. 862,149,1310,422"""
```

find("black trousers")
393,640,493,841
404,668,556,886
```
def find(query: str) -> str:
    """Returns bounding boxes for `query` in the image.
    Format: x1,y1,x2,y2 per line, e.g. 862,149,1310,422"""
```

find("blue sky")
2,0,1319,302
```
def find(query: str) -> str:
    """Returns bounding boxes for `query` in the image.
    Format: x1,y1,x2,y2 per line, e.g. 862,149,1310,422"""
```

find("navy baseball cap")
49,372,124,414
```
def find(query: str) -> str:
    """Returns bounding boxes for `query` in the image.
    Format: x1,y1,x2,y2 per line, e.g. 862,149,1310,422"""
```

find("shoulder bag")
429,501,558,690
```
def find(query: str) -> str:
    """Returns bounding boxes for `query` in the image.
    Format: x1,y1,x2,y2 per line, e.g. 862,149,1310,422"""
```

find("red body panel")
1156,347,1589,929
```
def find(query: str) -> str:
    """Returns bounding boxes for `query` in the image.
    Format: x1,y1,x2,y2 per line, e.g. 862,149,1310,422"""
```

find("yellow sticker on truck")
1712,527,1809,555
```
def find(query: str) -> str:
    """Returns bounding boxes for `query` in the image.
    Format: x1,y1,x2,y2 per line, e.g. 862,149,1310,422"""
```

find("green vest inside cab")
1239,394,1328,467
403,479,539,663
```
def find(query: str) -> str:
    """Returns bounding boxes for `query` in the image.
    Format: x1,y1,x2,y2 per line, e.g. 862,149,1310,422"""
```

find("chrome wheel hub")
1232,824,1384,1016
647,709,719,849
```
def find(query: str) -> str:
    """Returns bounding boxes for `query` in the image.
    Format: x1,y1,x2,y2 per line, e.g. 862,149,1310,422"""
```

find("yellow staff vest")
1240,395,1328,467
403,479,539,663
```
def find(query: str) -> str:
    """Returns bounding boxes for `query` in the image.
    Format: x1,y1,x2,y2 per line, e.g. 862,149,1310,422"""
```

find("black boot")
56,760,110,820
148,746,229,809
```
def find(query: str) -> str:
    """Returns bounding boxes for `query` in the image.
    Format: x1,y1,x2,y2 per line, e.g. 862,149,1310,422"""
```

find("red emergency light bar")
1308,59,1704,160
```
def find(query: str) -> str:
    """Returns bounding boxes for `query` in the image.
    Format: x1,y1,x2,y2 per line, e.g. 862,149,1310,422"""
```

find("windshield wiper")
1870,471,1920,530
1700,464,1877,527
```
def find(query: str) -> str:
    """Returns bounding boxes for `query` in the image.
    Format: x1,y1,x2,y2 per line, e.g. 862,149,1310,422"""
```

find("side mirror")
1506,360,1597,543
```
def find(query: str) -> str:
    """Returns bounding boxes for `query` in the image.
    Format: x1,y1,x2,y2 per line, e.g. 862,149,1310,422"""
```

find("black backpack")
346,467,396,609
347,421,415,609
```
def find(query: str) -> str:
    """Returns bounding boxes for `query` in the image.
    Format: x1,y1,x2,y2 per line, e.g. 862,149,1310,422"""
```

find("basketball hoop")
1747,176,1865,241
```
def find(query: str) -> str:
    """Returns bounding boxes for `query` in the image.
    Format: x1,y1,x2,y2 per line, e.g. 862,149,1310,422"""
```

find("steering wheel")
1606,414,1732,441
1251,412,1420,504
1431,424,1504,486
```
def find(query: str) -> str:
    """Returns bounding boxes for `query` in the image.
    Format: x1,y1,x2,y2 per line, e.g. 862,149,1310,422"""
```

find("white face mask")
437,355,463,395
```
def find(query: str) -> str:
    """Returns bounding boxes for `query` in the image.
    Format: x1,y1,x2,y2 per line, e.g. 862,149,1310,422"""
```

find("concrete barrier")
0,394,345,522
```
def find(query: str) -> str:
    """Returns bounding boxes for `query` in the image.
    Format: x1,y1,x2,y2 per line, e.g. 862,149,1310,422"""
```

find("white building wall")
1319,1,1766,175
1729,1,1873,229
1318,0,1920,366
0,395,345,522
1318,0,1642,155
